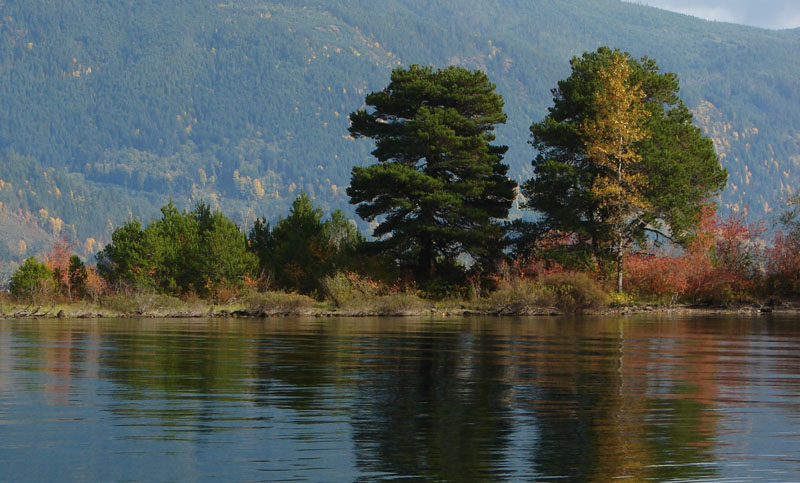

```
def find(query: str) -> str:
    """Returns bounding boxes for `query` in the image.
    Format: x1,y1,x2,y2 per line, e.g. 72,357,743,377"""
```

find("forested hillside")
0,0,798,269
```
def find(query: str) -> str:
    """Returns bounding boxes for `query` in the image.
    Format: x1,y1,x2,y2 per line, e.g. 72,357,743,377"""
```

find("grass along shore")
2,290,797,320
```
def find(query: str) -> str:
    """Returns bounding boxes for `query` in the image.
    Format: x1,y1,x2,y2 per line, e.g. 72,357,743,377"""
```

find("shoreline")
3,299,799,320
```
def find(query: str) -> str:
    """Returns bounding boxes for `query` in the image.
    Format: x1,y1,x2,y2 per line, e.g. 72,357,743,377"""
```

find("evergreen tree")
248,217,274,279
248,194,363,294
9,257,53,302
68,255,89,300
193,203,258,294
348,65,516,283
268,192,333,294
97,201,256,295
146,200,201,294
97,219,158,290
324,209,365,272
522,47,727,275
779,194,800,233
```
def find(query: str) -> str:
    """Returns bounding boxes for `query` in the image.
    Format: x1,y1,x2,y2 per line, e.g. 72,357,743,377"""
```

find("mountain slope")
0,0,797,262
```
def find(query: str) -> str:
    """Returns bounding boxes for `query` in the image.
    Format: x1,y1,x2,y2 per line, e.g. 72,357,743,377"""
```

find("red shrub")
625,207,765,303
624,252,689,303
45,238,78,300
766,229,800,294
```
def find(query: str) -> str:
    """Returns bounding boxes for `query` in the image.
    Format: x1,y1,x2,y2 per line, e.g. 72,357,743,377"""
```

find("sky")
624,0,800,29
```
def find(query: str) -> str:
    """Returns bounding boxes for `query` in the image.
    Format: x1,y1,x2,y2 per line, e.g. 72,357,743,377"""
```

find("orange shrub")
624,252,689,303
85,267,109,302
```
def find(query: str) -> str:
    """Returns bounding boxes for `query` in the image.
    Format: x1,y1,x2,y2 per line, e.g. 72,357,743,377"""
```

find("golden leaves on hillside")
49,217,63,235
252,178,265,198
84,238,98,256
70,59,92,77
233,170,271,200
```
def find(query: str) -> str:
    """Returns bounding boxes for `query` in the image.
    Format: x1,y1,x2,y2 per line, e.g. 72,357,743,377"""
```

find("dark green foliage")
505,220,597,271
9,257,53,302
195,203,259,294
97,201,256,295
249,193,362,295
258,193,329,294
96,219,156,290
247,217,274,279
0,0,797,265
68,255,88,300
148,201,202,294
324,209,365,272
521,47,727,261
348,65,516,282
779,194,800,233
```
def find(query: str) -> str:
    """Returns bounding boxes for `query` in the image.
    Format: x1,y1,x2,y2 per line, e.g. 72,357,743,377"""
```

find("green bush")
97,201,257,297
99,292,184,314
244,291,316,315
486,278,553,314
0,290,14,314
539,272,607,313
606,291,635,307
372,293,427,315
322,271,379,308
322,272,426,315
9,257,54,303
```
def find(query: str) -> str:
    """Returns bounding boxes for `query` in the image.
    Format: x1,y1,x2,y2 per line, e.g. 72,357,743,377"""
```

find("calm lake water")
1,315,800,481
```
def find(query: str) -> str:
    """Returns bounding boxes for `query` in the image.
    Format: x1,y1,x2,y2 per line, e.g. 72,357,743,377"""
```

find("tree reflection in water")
3,316,798,480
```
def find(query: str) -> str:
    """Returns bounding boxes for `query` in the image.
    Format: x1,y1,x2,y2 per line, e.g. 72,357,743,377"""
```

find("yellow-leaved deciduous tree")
49,216,63,235
581,51,650,292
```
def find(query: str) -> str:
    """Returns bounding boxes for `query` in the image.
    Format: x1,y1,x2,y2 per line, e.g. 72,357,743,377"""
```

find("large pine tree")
347,65,516,282
522,47,727,277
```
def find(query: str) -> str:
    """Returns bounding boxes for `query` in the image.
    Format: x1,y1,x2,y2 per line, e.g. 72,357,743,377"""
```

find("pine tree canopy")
347,65,516,281
522,47,728,266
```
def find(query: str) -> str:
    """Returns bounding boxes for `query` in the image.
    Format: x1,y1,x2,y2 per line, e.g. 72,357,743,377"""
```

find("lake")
1,315,800,481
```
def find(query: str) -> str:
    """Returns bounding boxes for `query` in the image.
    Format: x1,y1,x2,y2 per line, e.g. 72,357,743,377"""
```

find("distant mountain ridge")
0,0,797,265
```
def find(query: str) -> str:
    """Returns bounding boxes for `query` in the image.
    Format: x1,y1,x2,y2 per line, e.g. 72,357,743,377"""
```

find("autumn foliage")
766,230,800,295
45,238,77,300
624,207,768,303
623,252,689,304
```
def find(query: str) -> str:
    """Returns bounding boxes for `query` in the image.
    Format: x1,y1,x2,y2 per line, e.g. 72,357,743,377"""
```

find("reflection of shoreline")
2,316,799,481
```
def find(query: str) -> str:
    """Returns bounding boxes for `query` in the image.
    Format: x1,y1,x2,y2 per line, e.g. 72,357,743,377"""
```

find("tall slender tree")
581,52,650,291
348,65,516,282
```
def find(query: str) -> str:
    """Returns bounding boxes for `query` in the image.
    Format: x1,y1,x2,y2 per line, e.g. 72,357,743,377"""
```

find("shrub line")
3,298,798,320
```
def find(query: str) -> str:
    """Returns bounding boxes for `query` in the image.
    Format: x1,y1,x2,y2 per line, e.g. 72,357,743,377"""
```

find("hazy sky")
625,0,800,29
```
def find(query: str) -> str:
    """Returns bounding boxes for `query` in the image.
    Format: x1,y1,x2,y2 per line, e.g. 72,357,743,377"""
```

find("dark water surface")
2,315,800,481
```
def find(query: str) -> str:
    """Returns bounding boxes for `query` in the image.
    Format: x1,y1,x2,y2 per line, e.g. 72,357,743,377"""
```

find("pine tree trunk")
417,231,433,282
